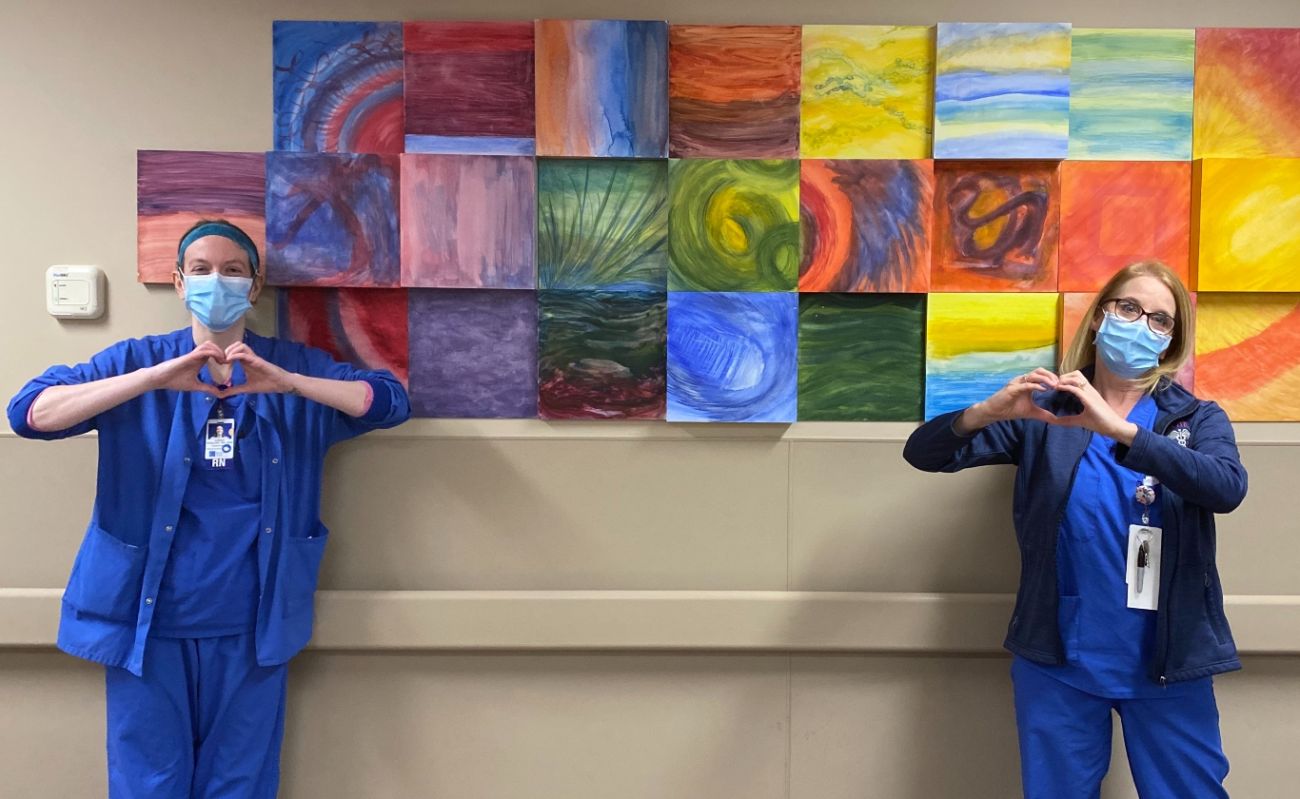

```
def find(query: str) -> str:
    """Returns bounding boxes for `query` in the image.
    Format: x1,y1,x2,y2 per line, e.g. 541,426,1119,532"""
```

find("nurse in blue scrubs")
7,220,411,798
904,261,1247,798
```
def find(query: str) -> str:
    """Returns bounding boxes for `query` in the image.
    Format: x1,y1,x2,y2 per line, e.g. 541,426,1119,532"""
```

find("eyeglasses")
1102,298,1176,336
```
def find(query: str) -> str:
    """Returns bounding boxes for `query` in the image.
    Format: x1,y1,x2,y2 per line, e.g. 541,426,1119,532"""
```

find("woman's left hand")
219,342,299,396
1051,370,1138,444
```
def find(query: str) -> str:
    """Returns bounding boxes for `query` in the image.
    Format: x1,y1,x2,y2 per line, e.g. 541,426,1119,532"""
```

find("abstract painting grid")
144,18,1300,421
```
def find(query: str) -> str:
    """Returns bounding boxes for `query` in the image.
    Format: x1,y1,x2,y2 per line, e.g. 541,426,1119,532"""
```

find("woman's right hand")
144,342,224,396
957,368,1060,432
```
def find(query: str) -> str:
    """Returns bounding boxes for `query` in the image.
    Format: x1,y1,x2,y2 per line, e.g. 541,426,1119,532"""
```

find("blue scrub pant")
1011,659,1230,798
105,634,287,799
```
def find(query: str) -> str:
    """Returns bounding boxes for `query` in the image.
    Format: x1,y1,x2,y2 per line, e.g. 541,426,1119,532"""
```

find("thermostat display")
47,265,105,319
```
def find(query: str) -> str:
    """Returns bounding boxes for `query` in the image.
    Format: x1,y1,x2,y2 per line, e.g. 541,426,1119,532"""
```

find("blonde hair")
1059,260,1194,393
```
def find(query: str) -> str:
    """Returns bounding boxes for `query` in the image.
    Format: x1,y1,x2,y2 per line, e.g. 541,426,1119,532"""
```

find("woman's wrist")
955,402,994,434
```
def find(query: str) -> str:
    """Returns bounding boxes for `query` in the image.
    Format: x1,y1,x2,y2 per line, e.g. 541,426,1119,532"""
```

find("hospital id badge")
204,419,236,468
1126,524,1162,611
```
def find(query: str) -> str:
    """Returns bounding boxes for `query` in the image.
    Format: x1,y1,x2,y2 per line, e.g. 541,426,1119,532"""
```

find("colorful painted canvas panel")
1194,159,1300,292
668,159,800,292
800,160,933,293
667,292,798,423
538,159,668,291
137,150,265,284
925,292,1058,419
798,294,925,421
1194,28,1300,159
933,22,1071,159
1195,293,1300,421
403,21,535,155
800,25,934,159
668,25,801,158
401,154,535,289
1059,161,1191,292
1067,28,1194,160
932,161,1060,292
276,288,409,384
272,21,404,154
265,152,401,287
538,291,667,420
407,289,538,418
536,19,669,158
1060,292,1194,390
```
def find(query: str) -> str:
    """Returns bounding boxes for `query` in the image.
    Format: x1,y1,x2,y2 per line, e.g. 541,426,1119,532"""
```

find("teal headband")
176,221,260,274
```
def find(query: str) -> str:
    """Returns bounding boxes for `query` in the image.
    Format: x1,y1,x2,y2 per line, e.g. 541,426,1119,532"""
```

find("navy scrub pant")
104,633,287,799
1011,658,1230,798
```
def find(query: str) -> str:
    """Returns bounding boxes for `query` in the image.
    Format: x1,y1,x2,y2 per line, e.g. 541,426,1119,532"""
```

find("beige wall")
2,1,1299,797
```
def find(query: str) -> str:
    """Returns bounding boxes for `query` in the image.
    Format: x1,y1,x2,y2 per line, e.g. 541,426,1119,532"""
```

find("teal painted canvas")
797,294,925,421
1068,28,1194,160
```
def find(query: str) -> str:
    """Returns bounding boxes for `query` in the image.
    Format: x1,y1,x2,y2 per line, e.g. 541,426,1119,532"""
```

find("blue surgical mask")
183,274,253,332
1094,312,1171,379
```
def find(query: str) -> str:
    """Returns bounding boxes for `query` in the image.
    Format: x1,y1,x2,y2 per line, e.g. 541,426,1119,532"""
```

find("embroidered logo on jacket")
1167,421,1191,447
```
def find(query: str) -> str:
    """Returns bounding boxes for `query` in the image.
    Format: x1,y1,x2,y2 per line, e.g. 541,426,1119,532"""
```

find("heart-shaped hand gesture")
145,341,225,397
218,342,297,397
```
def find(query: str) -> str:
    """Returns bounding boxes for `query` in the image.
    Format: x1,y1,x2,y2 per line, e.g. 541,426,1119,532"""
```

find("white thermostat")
47,265,105,319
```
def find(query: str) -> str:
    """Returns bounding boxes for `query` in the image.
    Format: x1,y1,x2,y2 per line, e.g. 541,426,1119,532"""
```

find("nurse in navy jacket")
6,220,411,798
904,261,1246,798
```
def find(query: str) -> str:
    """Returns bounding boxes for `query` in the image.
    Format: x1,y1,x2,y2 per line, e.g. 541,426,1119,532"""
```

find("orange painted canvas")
1194,28,1300,159
137,151,265,284
668,25,801,158
1195,293,1300,421
1059,161,1190,292
931,161,1059,292
1061,292,1194,390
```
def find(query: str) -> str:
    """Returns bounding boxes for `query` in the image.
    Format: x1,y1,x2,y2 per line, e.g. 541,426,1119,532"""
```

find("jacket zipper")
1151,406,1193,687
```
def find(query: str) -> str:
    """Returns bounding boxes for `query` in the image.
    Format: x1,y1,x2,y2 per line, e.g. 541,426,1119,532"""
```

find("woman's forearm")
286,373,372,418
28,369,159,432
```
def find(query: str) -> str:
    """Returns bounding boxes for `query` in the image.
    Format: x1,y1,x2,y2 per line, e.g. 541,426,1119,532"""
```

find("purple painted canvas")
408,289,539,418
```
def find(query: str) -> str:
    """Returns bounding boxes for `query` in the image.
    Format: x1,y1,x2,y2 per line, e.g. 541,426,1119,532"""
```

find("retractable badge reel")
1127,476,1162,610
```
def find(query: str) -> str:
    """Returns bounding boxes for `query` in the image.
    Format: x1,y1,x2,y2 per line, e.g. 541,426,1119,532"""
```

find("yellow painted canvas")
801,25,934,159
1195,293,1300,421
925,292,1058,419
1194,159,1300,292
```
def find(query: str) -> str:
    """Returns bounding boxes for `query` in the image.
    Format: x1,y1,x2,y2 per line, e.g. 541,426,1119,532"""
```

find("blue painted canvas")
536,19,669,158
272,21,404,154
265,152,401,287
934,22,1071,159
667,292,798,423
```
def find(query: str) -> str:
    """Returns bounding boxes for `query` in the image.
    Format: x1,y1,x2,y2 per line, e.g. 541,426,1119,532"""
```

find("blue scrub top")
152,394,262,638
1019,394,1208,698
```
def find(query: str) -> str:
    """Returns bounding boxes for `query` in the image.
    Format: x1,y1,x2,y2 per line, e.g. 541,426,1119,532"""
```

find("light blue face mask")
184,274,253,332
1094,312,1172,379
